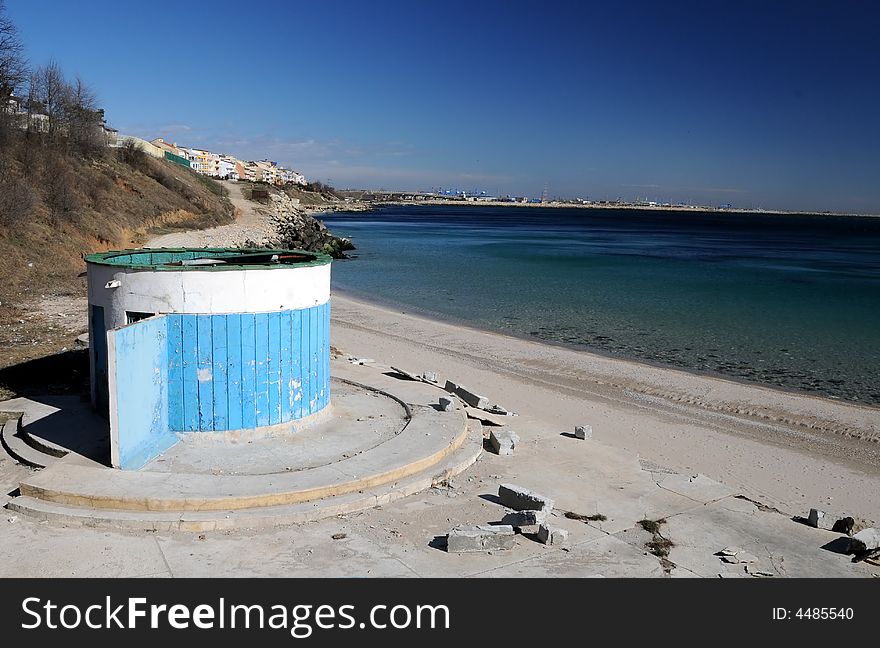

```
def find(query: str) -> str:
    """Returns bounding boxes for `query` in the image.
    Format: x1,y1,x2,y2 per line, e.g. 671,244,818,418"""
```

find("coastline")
147,188,878,523
356,200,880,219
330,290,880,523
330,282,874,409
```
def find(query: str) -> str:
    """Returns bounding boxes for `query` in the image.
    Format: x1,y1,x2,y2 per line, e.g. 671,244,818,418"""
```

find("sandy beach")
148,182,878,523
330,291,879,524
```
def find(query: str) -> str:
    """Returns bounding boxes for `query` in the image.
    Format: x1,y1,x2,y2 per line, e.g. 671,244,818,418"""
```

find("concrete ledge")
7,421,483,532
18,380,471,513
1,413,58,469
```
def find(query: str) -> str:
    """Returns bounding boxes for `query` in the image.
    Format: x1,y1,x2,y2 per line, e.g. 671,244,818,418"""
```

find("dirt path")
147,181,274,248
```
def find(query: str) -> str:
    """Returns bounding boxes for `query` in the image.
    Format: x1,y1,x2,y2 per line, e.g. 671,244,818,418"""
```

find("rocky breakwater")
266,191,355,259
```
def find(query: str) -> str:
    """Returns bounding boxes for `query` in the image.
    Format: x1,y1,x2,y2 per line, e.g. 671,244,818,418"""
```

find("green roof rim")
83,247,332,271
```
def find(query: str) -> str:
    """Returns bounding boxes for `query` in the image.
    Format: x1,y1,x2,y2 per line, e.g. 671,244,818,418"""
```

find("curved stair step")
6,422,483,532
18,401,470,512
1,415,58,469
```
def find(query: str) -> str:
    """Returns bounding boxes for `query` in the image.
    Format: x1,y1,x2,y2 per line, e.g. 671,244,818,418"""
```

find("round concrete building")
84,248,332,469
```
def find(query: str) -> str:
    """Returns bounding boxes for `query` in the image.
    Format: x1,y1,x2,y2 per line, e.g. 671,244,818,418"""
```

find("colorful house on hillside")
151,138,182,157
218,156,238,180
254,160,278,184
235,160,248,181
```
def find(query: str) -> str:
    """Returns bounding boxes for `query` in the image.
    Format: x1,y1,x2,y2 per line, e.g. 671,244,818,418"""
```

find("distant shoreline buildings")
144,137,307,186
3,93,309,186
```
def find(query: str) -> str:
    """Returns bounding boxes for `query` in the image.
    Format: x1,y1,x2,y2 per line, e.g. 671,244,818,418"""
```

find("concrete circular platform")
143,379,409,476
5,366,483,532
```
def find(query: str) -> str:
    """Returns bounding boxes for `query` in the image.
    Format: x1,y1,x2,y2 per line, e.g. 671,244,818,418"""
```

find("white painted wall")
87,262,331,332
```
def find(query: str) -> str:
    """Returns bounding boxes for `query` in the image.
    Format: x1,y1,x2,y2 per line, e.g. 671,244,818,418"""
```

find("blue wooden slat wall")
182,316,199,431
211,315,228,431
280,311,292,422
267,312,281,425
254,312,270,427
112,316,176,470
163,303,329,433
226,314,243,431
240,313,257,429
196,315,214,430
167,315,184,431
292,310,303,420
301,307,311,416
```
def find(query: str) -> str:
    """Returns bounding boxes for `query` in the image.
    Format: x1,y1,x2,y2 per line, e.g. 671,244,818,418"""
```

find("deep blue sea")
322,205,880,405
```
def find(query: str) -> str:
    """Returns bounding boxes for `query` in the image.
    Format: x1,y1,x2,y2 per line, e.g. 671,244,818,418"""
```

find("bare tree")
0,0,27,140
0,0,26,98
65,75,102,153
30,59,68,137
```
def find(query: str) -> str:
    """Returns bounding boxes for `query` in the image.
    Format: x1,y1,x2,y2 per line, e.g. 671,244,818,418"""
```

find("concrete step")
19,427,69,459
6,422,483,532
0,414,58,469
19,402,470,512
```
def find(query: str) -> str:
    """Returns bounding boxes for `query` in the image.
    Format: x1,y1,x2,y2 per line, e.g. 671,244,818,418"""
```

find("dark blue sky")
7,1,880,211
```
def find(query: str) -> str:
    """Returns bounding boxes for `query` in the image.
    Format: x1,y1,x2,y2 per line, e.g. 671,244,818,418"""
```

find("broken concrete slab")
489,430,519,456
422,371,438,384
807,508,836,531
390,366,421,381
439,396,456,412
663,499,874,578
498,484,554,512
501,509,547,527
849,528,880,553
537,524,568,546
446,525,516,553
464,407,509,427
444,381,489,409
574,425,592,440
653,472,738,504
482,533,664,578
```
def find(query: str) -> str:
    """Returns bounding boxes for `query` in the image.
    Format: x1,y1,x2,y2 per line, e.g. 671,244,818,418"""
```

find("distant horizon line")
330,188,880,218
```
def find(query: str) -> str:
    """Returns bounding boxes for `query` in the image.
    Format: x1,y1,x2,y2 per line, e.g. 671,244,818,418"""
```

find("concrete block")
574,425,592,439
501,508,547,527
498,483,554,512
486,404,514,416
444,381,489,409
807,508,835,531
446,525,516,553
537,524,569,545
422,371,438,383
849,527,880,553
438,396,456,412
832,517,855,535
489,429,519,455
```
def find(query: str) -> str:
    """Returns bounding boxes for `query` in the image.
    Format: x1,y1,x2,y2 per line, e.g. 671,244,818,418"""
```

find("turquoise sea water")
322,206,880,405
